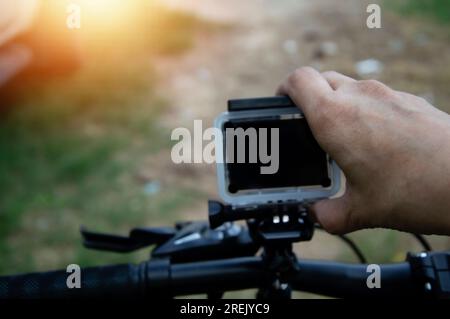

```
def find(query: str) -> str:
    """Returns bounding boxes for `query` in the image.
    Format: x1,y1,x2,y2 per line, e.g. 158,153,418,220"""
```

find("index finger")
277,67,333,119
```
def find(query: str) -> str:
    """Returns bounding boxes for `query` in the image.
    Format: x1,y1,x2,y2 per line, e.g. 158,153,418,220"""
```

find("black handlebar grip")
289,261,420,298
0,263,146,299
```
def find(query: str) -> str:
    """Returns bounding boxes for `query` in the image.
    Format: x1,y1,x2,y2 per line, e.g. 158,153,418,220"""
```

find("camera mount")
208,199,316,299
208,200,314,244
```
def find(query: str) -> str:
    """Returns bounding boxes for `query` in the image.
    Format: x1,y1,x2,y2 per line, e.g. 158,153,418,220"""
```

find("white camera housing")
215,106,342,207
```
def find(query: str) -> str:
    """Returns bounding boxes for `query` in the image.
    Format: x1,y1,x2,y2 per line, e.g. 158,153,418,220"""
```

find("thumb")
310,195,355,234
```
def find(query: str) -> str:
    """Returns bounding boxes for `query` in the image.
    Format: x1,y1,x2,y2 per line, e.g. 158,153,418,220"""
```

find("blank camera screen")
224,117,330,193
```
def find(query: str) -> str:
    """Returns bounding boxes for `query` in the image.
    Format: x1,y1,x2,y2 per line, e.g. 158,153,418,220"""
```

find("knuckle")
322,70,339,78
355,80,393,98
359,79,382,88
288,67,315,87
297,66,316,75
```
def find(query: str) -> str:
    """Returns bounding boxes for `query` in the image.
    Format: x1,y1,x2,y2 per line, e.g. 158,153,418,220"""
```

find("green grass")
390,0,450,24
0,6,209,275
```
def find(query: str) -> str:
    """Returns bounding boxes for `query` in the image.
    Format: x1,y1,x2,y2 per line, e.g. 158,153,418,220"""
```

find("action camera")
215,96,342,207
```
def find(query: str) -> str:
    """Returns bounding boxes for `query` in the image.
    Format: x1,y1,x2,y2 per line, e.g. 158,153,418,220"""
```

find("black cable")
337,235,367,264
316,225,432,261
412,233,432,251
315,225,367,263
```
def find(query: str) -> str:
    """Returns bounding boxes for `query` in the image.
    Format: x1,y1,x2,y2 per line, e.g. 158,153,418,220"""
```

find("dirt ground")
145,0,450,260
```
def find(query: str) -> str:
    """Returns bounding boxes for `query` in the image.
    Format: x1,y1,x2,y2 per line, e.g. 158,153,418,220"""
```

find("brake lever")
81,226,176,253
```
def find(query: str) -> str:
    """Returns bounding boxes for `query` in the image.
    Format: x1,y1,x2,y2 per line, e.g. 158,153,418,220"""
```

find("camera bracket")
208,198,315,299
208,200,315,244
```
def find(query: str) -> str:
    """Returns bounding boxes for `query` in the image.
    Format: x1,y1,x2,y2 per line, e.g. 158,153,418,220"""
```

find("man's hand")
277,67,450,235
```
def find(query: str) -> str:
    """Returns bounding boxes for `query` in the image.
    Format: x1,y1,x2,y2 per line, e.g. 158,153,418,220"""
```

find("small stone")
282,39,298,55
355,59,384,77
143,181,161,196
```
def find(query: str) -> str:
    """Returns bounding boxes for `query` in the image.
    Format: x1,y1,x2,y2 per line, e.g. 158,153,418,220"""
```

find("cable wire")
412,233,432,251
315,225,367,263
337,235,367,264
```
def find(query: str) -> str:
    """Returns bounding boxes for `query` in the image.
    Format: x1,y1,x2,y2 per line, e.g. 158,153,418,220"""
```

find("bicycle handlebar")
0,257,422,299
0,264,145,299
289,260,417,298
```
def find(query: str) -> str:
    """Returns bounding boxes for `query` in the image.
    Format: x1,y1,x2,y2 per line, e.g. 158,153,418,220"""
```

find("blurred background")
0,0,449,298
